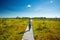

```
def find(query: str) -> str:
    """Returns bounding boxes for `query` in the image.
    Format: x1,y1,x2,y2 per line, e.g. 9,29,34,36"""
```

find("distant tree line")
0,16,60,20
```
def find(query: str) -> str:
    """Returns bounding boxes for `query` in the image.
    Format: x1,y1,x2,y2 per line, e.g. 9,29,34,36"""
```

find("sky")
0,0,60,18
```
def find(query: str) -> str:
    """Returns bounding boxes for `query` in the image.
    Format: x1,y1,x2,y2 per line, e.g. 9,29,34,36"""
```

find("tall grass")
32,18,60,40
0,18,28,40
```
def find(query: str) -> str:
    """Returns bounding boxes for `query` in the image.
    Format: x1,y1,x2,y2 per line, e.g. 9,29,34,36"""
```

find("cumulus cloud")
27,4,31,8
50,0,54,3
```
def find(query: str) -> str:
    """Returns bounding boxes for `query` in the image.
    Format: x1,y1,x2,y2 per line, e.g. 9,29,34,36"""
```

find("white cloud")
27,4,31,8
50,0,54,3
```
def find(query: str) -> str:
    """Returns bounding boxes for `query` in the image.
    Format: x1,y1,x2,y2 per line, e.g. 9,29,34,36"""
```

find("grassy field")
32,18,60,40
0,17,60,40
0,18,28,40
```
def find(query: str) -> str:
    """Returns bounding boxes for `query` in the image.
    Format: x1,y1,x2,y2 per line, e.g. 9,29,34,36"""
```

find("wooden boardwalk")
22,20,34,40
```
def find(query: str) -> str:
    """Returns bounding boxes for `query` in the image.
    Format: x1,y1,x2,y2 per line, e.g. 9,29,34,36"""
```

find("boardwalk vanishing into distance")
22,20,34,40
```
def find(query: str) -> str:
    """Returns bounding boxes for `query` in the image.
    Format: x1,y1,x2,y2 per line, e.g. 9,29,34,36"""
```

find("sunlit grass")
0,18,28,40
32,18,60,40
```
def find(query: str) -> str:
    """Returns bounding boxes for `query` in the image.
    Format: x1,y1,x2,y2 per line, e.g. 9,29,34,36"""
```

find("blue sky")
0,0,60,18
